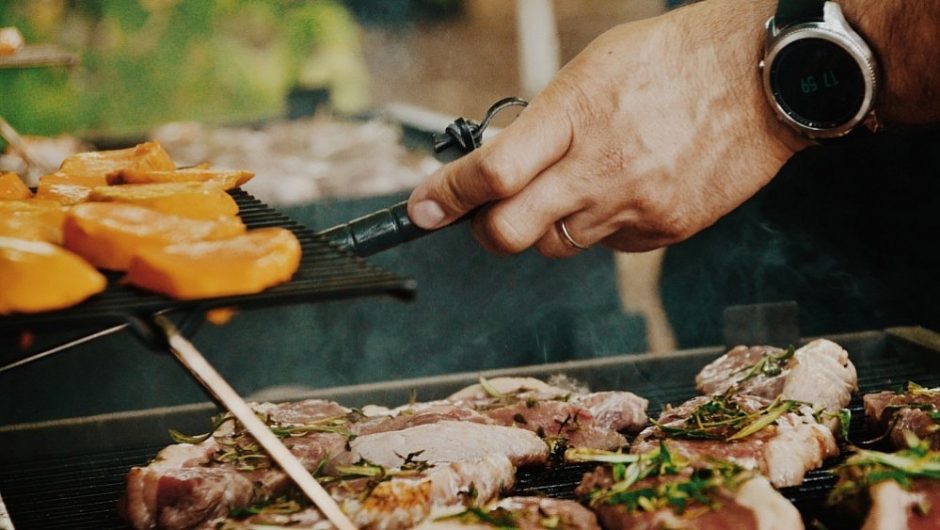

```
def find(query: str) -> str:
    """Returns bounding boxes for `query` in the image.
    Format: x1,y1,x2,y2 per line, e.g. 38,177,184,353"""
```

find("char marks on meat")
864,383,940,450
696,339,857,411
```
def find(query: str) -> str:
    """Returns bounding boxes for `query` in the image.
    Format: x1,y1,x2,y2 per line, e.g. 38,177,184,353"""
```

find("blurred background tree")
0,0,371,138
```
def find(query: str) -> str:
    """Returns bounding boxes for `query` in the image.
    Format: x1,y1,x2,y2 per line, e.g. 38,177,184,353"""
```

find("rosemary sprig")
907,381,940,397
731,346,796,386
168,414,235,444
653,394,803,442
229,496,306,518
582,444,748,515
435,506,519,529
830,435,940,504
565,448,639,464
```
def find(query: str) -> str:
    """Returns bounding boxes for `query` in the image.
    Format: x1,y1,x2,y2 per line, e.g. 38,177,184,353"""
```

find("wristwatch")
760,0,879,139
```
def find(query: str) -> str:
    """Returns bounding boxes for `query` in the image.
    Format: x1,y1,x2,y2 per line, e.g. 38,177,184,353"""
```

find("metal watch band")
775,0,825,26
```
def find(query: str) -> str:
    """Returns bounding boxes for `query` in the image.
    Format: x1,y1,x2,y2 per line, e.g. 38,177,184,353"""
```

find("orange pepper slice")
0,199,66,244
126,228,301,300
64,202,246,270
107,168,254,190
0,172,31,200
59,141,175,180
0,236,106,315
88,181,239,219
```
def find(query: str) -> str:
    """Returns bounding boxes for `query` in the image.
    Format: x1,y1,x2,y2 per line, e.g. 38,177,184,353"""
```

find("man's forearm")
840,0,940,125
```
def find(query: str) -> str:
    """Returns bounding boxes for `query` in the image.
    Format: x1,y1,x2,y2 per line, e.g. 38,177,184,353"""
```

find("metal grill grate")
0,189,415,334
1,333,937,529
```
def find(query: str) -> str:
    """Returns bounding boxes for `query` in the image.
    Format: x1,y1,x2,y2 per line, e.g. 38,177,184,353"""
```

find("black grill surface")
1,331,937,528
0,189,415,334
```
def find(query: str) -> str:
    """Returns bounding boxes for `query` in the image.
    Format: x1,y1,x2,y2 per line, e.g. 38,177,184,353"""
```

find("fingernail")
411,200,447,229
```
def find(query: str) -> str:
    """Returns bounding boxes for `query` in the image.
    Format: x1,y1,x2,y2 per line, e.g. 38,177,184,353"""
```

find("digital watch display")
761,1,878,139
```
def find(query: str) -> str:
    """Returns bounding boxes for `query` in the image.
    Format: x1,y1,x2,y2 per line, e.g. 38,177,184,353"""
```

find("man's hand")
408,0,809,256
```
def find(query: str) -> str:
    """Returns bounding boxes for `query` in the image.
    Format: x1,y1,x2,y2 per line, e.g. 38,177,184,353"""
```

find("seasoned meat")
864,385,940,450
352,403,495,436
204,455,516,530
696,345,789,399
419,497,600,530
631,395,837,487
124,440,262,530
696,339,857,411
444,378,648,450
343,421,549,469
575,452,801,530
485,400,627,450
571,391,649,434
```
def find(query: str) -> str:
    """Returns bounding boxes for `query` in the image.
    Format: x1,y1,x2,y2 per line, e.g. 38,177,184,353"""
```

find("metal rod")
0,323,128,374
0,487,14,530
152,315,356,530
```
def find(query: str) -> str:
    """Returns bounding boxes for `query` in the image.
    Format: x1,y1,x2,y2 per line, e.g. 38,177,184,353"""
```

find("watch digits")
760,0,879,139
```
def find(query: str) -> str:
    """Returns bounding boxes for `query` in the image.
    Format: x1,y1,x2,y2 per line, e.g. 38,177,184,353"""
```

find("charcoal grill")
1,326,938,528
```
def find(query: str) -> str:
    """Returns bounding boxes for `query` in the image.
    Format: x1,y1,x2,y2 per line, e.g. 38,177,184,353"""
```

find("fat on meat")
861,479,940,530
342,420,549,469
696,339,857,411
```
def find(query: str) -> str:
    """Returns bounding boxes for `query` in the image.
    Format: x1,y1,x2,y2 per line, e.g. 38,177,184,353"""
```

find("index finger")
407,98,573,230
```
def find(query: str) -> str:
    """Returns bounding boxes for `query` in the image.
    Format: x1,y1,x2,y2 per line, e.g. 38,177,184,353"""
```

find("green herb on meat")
829,435,940,505
731,346,796,385
652,394,803,441
577,443,750,515
435,506,519,528
169,413,235,444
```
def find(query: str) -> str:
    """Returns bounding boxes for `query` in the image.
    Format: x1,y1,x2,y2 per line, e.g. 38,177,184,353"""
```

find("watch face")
769,38,866,129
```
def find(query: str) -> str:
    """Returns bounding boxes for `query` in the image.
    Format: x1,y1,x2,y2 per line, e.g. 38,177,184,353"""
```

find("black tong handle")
316,97,527,258
316,201,424,258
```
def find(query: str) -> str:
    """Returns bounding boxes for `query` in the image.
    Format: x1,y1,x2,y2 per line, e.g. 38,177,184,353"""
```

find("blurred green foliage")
0,0,370,138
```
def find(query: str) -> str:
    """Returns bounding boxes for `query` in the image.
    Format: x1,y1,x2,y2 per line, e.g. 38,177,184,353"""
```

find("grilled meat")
631,394,838,487
419,497,600,530
864,383,940,450
342,421,549,469
125,399,542,529
829,439,940,530
442,377,647,451
573,446,802,530
696,339,857,411
204,455,516,530
124,400,352,529
125,377,647,529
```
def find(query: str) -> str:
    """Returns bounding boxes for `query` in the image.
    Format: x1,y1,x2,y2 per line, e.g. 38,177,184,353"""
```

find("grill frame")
1,327,939,528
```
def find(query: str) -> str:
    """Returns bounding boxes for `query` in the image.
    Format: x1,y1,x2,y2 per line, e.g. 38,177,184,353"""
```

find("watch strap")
775,0,825,27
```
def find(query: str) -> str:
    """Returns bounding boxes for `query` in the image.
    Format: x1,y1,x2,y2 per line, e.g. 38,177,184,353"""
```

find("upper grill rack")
0,189,415,333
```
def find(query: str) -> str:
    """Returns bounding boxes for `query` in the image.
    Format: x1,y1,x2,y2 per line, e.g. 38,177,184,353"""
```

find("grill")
0,189,414,336
1,327,939,529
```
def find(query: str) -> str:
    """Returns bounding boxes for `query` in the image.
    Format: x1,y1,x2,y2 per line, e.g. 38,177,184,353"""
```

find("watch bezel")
761,2,878,139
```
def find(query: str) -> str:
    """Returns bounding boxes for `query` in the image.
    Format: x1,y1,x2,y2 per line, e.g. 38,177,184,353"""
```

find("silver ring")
558,219,589,250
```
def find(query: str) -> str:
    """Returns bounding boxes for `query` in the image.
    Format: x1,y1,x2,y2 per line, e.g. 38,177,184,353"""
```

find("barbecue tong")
1,97,528,529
